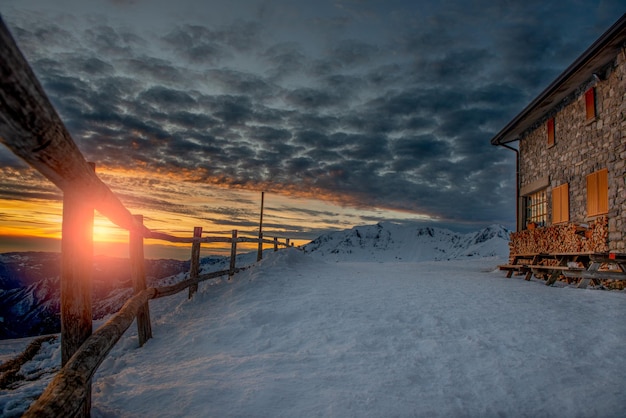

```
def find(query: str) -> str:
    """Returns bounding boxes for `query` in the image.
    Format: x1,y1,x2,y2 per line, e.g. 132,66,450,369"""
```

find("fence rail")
0,17,293,417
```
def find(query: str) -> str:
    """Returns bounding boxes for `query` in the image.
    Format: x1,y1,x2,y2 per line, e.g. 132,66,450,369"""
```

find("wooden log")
130,215,152,347
188,227,202,299
229,230,237,281
152,269,230,299
23,288,156,418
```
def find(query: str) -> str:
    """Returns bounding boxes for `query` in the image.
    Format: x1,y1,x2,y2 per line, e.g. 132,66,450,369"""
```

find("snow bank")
85,249,625,417
3,246,626,417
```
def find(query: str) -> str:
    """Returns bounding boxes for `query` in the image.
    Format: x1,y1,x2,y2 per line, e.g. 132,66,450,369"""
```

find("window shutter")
552,184,569,224
585,88,596,120
560,183,569,222
547,118,555,146
587,172,598,216
552,187,561,224
597,168,608,214
587,169,608,216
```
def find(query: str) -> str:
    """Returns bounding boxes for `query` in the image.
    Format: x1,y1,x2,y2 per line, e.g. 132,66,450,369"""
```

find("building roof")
491,13,626,145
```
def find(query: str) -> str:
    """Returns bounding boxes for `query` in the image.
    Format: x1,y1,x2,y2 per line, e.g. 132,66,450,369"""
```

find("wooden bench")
500,252,626,288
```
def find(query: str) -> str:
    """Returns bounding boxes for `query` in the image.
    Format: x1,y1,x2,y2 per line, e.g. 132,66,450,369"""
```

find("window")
585,88,596,120
526,189,547,227
552,183,569,224
547,118,555,147
586,168,608,217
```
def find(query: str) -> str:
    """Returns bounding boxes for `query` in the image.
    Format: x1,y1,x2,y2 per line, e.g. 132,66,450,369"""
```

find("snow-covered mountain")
303,222,510,262
0,224,509,339
0,254,192,339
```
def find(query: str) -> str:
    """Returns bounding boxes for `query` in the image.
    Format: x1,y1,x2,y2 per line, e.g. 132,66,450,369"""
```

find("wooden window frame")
552,183,569,224
586,168,608,217
525,188,547,228
547,117,555,147
585,88,596,121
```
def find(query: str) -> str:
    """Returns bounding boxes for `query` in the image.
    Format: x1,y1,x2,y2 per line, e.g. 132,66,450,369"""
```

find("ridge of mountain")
0,223,510,339
303,222,510,262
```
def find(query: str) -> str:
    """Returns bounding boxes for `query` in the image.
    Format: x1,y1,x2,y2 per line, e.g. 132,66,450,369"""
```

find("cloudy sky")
0,0,623,257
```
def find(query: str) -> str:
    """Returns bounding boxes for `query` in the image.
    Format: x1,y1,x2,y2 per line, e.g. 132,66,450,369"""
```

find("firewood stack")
509,216,608,259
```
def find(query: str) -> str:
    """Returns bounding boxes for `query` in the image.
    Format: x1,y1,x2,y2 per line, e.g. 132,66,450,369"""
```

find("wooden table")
562,252,626,288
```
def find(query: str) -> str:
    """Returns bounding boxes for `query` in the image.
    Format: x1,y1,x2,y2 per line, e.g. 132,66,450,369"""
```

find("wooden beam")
60,175,94,417
188,227,202,298
257,192,264,261
129,215,152,346
0,17,138,232
229,230,237,280
23,288,157,418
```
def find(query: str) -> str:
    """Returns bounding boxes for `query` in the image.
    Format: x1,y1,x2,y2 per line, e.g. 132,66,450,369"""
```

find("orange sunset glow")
7,0,606,258
0,162,433,259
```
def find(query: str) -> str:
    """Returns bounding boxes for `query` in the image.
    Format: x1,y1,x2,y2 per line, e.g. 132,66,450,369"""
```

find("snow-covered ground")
3,248,626,417
1,224,625,417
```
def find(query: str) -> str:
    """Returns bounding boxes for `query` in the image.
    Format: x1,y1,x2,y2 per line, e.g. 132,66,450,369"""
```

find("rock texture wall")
518,50,626,252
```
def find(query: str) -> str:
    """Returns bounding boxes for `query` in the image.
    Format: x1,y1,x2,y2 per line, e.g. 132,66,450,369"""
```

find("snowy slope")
303,222,510,262
3,228,626,418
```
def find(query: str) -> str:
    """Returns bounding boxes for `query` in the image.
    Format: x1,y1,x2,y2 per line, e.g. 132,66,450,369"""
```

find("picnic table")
498,252,626,287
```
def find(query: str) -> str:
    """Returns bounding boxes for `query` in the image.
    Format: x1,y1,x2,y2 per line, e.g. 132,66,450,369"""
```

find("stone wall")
518,49,626,252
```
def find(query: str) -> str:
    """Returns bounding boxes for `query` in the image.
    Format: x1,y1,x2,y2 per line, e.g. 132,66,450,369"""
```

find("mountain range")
0,223,509,339
303,222,510,262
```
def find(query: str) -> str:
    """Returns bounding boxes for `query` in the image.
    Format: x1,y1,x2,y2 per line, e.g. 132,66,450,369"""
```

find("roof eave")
491,13,626,146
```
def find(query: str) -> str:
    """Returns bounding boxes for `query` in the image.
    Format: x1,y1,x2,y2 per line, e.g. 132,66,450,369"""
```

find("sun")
92,215,126,244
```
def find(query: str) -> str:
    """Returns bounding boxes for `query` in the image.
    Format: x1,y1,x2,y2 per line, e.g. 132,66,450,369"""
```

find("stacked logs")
509,216,608,258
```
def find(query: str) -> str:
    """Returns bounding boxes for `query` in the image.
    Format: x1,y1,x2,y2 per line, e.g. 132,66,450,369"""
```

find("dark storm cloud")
84,24,145,57
284,87,346,109
138,86,197,110
161,20,262,63
205,69,277,99
2,2,620,229
262,42,306,79
121,56,185,84
162,25,230,64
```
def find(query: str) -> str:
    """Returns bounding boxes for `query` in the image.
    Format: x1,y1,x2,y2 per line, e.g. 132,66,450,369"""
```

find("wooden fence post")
60,164,95,417
257,191,264,261
274,237,278,251
129,215,152,346
229,230,237,280
188,227,202,298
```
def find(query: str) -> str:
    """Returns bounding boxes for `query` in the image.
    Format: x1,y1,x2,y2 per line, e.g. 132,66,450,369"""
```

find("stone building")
491,14,626,253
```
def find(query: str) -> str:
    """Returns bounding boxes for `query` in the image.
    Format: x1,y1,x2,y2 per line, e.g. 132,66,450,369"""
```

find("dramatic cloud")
1,0,623,236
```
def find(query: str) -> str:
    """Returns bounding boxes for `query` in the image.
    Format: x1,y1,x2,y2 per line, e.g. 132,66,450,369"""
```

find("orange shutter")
587,169,608,216
552,186,561,224
585,88,596,120
552,184,569,224
597,168,608,214
547,118,555,146
560,183,569,222
587,172,598,216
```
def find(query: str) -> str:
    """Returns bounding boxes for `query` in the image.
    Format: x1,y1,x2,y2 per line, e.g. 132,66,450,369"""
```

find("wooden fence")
0,17,291,417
